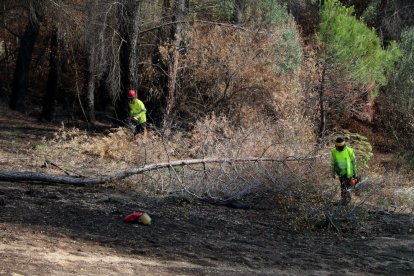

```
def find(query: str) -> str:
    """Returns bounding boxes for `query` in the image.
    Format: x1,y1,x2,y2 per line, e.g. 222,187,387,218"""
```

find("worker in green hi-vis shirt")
127,89,147,138
331,137,358,205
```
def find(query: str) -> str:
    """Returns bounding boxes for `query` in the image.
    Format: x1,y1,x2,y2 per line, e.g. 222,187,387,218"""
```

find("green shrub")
362,0,380,26
346,133,373,172
260,0,290,26
272,26,303,73
319,0,400,97
253,0,303,73
383,27,414,162
393,28,414,109
214,0,234,21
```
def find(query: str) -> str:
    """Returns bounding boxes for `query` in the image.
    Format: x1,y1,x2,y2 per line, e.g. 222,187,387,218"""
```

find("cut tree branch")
0,156,322,186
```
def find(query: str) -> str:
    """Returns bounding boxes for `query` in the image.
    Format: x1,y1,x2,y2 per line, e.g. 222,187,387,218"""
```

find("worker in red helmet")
331,137,358,205
128,89,147,138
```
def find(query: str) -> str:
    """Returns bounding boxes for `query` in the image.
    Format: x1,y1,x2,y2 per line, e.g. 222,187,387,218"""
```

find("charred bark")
150,0,171,126
115,0,140,122
96,71,111,111
84,1,96,124
40,26,58,121
9,15,41,112
86,47,96,124
161,0,187,129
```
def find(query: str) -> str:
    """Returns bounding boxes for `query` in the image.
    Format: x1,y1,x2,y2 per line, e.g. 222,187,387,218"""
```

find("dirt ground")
1,102,414,275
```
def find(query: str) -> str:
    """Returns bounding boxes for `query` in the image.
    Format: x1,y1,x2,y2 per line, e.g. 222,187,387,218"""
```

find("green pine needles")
319,0,400,97
260,0,290,26
390,27,414,166
343,133,373,173
393,27,414,108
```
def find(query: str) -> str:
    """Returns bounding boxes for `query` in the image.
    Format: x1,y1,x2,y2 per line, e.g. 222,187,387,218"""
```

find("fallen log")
0,155,322,186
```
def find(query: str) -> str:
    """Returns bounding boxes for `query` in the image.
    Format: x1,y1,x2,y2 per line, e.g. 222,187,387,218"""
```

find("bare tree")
114,0,141,121
40,26,58,121
162,0,187,128
84,1,99,124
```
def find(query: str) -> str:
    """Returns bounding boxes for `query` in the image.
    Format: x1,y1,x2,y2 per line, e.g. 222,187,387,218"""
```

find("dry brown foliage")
150,22,304,127
301,44,379,138
8,115,412,233
31,112,314,189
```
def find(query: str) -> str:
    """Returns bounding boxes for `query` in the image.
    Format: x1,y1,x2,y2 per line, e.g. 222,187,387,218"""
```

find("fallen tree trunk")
0,156,321,186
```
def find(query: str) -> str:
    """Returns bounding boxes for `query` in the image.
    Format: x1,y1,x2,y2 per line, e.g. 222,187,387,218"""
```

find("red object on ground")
349,178,357,186
123,211,143,223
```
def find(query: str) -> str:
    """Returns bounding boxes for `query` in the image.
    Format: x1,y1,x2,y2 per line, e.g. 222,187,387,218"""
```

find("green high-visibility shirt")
331,146,356,178
129,98,147,124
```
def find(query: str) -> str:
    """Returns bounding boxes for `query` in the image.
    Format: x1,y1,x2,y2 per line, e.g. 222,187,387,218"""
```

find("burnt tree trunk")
318,62,327,138
9,15,41,111
96,71,110,111
150,0,171,126
40,26,58,121
84,1,96,124
161,0,187,129
129,0,141,91
115,0,140,122
86,47,96,124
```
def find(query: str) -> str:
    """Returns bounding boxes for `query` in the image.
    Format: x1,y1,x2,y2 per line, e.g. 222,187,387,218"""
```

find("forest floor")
1,102,414,275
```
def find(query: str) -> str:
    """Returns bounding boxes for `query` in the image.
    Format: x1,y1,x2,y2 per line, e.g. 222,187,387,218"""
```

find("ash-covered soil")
1,102,413,275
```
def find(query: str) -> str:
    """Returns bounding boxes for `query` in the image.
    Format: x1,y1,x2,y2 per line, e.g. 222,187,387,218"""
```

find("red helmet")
128,89,137,98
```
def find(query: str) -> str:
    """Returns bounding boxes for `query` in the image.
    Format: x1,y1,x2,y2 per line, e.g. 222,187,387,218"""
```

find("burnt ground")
1,102,414,275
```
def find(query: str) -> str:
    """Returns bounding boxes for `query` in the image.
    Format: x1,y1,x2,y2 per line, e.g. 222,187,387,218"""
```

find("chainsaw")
346,176,368,192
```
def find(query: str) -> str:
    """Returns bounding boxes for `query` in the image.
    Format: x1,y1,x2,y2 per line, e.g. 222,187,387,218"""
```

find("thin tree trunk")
150,0,170,126
162,0,187,129
318,62,327,138
40,26,58,121
84,1,97,124
163,44,179,128
86,46,96,124
129,1,141,90
1,2,10,83
116,3,131,121
234,0,245,24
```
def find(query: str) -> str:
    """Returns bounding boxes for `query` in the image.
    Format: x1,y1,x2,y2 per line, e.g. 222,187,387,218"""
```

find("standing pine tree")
317,0,400,137
382,28,414,163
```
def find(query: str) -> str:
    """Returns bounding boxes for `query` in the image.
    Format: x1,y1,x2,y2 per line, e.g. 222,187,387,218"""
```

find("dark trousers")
134,122,147,135
129,118,147,136
339,175,351,205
